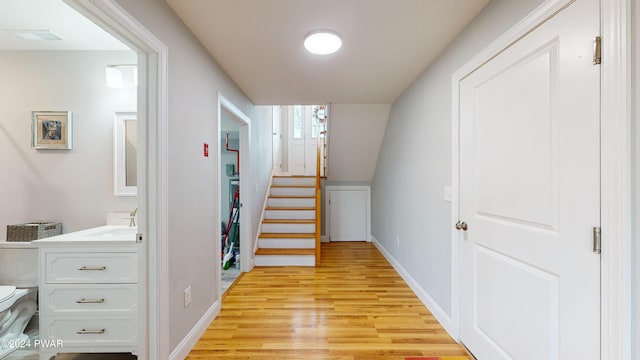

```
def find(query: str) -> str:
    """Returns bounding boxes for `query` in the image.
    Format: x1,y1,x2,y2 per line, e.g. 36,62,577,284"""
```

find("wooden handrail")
316,135,321,188
315,133,321,265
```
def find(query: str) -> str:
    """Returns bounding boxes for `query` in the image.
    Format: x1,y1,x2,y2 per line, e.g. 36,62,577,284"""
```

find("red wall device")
204,143,209,157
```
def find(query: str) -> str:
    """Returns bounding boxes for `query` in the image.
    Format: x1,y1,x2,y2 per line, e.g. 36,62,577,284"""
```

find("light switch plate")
444,186,452,202
184,286,192,307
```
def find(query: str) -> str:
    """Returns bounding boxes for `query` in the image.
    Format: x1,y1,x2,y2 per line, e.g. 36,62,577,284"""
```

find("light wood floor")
187,242,470,360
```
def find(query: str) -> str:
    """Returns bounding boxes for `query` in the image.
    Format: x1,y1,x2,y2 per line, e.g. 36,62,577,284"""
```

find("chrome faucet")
128,208,138,227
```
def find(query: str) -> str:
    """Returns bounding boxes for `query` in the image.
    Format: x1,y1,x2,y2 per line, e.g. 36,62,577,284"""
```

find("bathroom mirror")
114,112,137,196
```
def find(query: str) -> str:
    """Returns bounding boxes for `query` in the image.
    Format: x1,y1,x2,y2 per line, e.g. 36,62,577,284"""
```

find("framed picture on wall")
32,111,73,150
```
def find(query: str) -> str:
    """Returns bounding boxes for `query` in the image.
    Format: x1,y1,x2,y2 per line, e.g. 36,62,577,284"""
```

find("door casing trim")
63,0,169,358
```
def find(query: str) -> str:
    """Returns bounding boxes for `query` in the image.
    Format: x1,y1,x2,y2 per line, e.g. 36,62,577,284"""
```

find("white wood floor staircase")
255,175,318,266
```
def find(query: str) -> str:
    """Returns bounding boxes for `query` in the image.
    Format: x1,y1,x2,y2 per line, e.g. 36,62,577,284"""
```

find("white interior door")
272,106,282,172
458,1,601,360
328,187,369,242
304,106,317,176
287,105,305,175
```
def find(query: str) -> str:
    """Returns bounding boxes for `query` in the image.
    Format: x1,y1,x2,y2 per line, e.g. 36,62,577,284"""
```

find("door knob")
455,221,468,231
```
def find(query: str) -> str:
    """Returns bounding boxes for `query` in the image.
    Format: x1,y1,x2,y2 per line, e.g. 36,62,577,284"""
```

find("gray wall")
114,0,271,351
249,106,274,256
0,50,137,240
371,0,544,316
633,0,639,356
327,104,390,183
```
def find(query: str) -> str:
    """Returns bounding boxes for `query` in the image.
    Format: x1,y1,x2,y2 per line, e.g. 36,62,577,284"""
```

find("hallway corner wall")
249,105,274,263
115,0,255,352
370,0,545,322
632,0,640,356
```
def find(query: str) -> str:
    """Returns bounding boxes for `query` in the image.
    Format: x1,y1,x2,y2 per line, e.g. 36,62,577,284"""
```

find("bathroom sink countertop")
32,225,138,246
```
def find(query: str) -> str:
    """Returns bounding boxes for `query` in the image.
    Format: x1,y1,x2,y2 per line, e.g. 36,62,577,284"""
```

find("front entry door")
458,1,601,359
288,105,305,175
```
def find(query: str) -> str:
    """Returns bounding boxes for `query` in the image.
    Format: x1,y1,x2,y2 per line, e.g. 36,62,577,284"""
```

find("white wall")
249,106,274,257
371,0,544,316
0,50,137,240
633,0,639,356
327,104,391,183
114,0,271,351
279,106,289,172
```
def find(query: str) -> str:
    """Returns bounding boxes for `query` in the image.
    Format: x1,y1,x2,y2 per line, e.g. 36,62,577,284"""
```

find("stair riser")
271,187,315,196
272,177,316,186
258,238,315,249
262,223,315,233
265,210,315,220
268,198,315,207
254,255,315,267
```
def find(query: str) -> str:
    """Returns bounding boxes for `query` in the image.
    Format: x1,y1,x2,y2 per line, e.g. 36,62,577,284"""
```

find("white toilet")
0,242,38,359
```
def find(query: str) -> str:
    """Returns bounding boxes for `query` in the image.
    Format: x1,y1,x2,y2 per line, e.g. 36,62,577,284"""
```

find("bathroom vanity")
33,226,140,360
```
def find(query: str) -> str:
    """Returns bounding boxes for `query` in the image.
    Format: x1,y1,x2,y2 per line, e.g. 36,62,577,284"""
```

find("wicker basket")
6,222,62,242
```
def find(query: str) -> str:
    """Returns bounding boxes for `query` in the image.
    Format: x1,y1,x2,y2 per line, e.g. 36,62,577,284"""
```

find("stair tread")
255,248,316,256
271,184,316,188
259,233,316,239
274,175,315,178
263,219,315,224
269,195,316,199
266,207,316,211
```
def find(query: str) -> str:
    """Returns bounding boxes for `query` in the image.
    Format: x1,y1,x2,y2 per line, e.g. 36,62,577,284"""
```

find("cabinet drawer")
42,285,137,314
45,252,137,283
41,316,137,346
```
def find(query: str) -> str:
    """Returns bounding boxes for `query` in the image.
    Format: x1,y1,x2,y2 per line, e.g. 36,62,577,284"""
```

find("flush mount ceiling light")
304,30,342,55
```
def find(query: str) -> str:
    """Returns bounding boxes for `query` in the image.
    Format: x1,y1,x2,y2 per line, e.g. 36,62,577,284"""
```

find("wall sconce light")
106,64,137,89
105,66,123,88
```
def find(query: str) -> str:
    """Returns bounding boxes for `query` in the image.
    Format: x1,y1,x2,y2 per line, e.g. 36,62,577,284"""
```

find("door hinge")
592,226,601,254
136,232,143,243
593,36,601,65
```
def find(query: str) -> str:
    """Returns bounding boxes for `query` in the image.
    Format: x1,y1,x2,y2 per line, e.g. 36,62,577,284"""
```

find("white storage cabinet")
38,244,139,360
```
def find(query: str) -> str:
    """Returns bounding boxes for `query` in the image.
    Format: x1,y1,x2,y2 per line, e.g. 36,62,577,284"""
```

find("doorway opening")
217,94,252,298
220,109,241,293
64,0,170,358
272,104,328,177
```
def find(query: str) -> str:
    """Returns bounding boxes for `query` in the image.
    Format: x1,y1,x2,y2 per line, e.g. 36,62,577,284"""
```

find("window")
311,105,326,139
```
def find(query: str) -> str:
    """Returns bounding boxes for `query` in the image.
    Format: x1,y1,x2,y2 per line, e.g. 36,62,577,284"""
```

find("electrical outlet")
184,286,192,308
396,236,400,249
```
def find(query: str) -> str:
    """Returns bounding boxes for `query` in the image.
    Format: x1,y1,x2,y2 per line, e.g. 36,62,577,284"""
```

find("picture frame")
32,111,73,150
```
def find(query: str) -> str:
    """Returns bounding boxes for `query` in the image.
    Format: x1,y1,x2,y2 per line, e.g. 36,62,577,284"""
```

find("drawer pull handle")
78,266,107,271
76,298,105,304
76,329,105,335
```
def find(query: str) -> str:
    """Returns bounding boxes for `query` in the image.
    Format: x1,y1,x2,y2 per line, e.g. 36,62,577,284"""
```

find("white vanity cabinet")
37,243,139,360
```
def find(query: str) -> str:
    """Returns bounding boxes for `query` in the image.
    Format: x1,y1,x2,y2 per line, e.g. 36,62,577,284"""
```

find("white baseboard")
169,299,221,360
370,236,455,337
321,235,329,243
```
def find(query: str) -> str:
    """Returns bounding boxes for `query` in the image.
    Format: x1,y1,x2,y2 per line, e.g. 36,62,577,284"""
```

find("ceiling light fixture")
304,30,342,55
